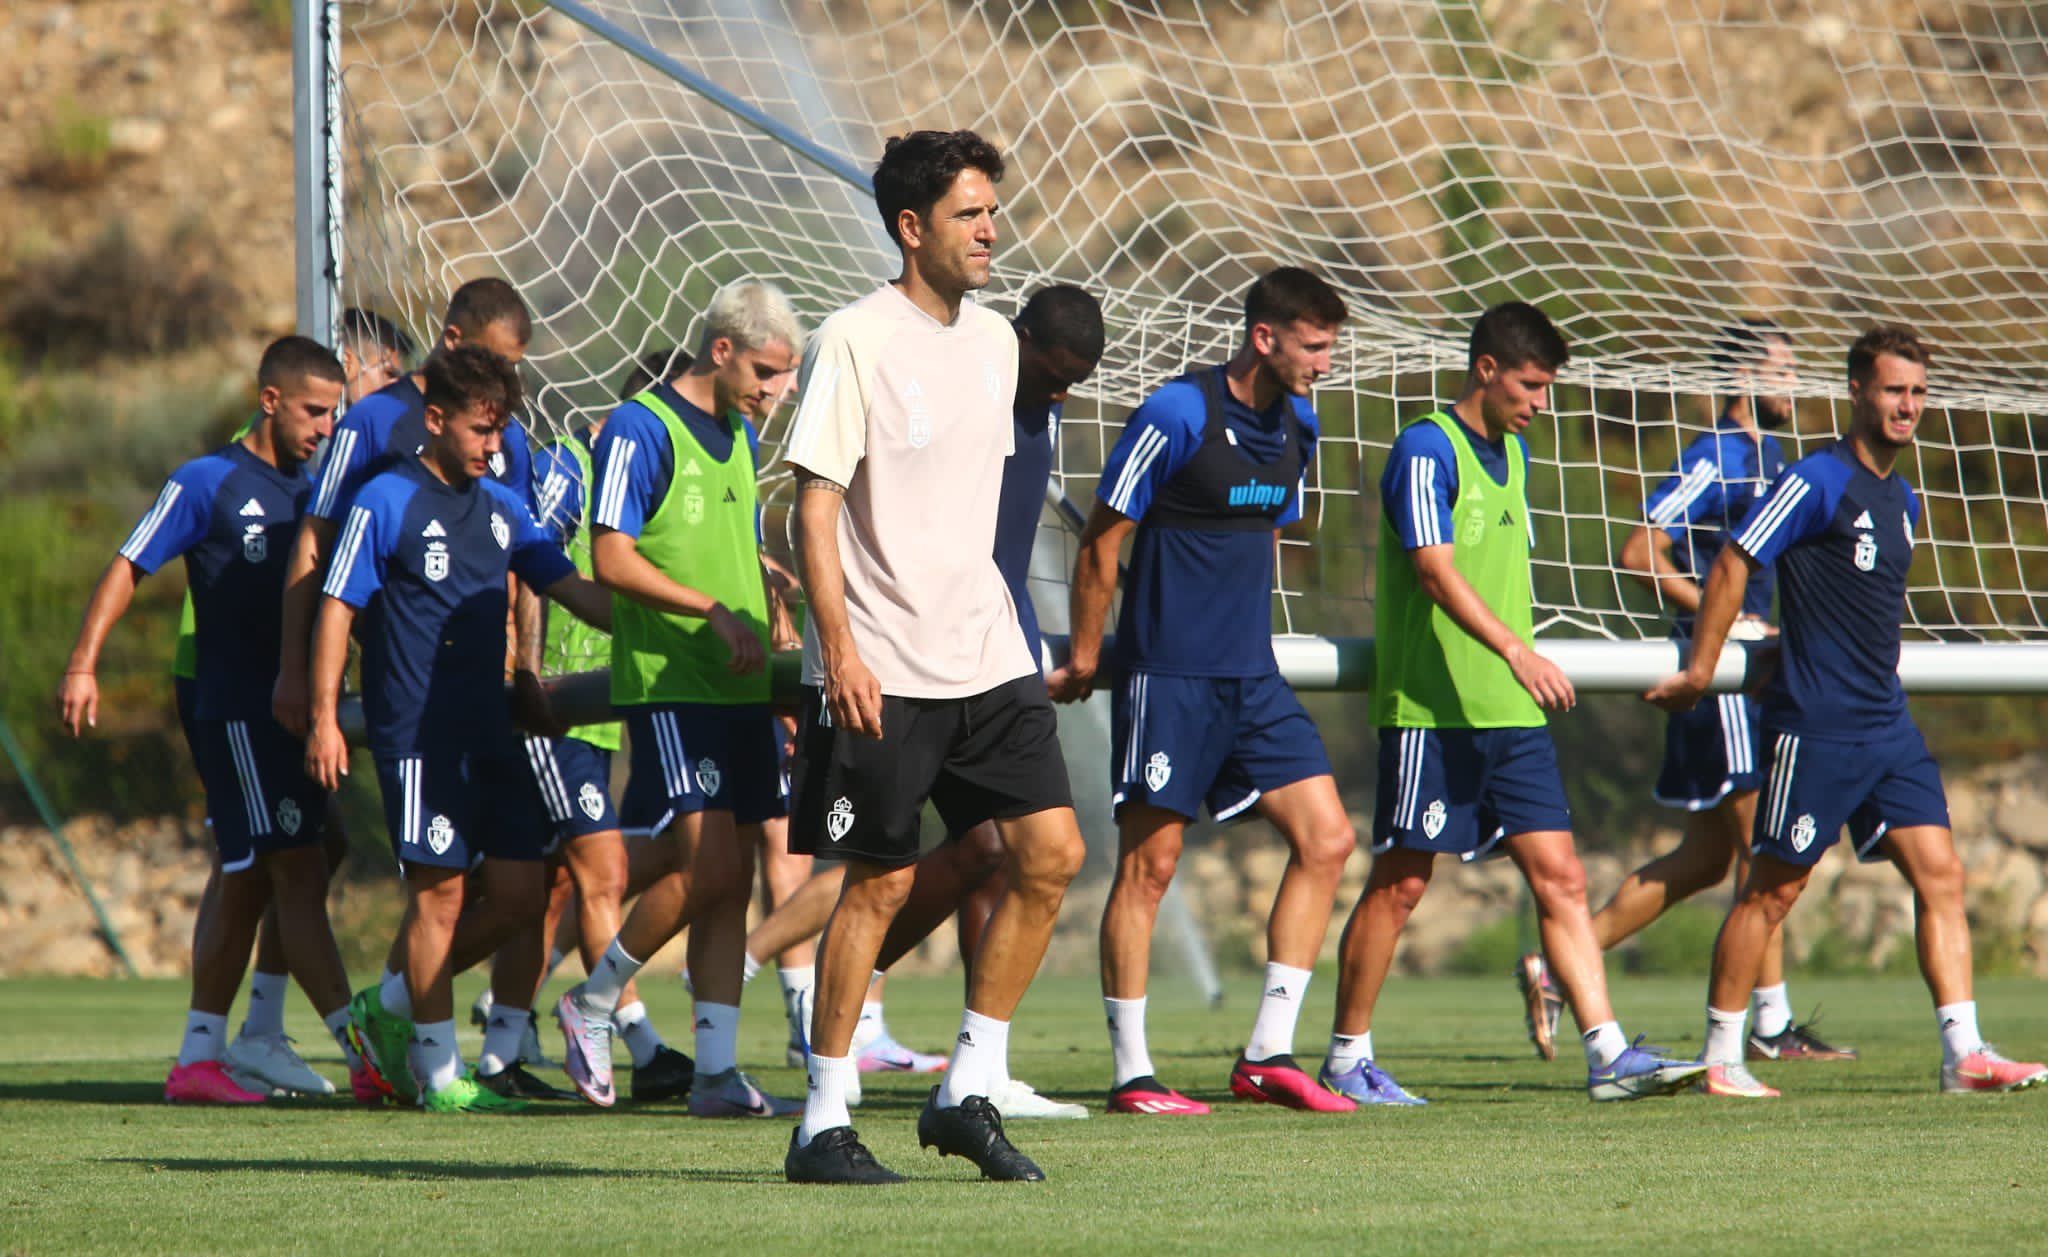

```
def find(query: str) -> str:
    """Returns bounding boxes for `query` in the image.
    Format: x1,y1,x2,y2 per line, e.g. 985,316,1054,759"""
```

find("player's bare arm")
1054,502,1131,703
303,594,357,791
590,526,763,676
56,559,144,736
790,470,880,737
273,513,338,736
1408,542,1574,710
1619,524,1704,617
762,555,800,651
1644,543,1756,712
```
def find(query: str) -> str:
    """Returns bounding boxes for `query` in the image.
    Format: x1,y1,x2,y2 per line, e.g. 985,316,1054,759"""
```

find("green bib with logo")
542,436,623,750
1370,409,1544,730
608,390,769,706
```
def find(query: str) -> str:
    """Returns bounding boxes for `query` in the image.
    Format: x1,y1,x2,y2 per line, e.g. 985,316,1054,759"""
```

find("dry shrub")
2,220,240,363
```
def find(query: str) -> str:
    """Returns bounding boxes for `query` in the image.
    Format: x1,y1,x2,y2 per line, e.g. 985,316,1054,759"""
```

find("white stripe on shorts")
1765,733,1800,838
525,736,572,824
225,721,269,836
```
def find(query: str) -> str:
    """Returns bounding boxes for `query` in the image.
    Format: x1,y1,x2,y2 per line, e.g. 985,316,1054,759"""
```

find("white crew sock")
1750,983,1793,1039
1106,996,1154,1087
694,1002,740,1076
581,938,644,1015
1937,1001,1983,1065
850,1000,886,1052
409,1019,462,1093
1326,1031,1373,1076
242,971,289,1038
779,965,814,1045
741,952,762,984
1245,963,1312,1062
177,1011,228,1067
1582,1020,1628,1070
322,1007,363,1069
799,1053,856,1146
936,1009,1010,1108
1703,1006,1748,1067
614,1001,665,1069
378,968,413,1020
477,1002,529,1075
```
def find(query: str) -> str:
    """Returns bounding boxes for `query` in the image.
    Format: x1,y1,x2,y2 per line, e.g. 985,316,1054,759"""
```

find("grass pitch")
1,971,2044,1254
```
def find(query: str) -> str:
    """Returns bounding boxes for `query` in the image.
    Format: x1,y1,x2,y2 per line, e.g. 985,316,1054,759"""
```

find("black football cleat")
784,1126,905,1185
916,1088,1045,1182
475,1060,572,1101
631,1045,696,1102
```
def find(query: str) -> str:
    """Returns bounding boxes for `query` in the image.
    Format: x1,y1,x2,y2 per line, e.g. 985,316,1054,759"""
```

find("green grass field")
2,971,2044,1254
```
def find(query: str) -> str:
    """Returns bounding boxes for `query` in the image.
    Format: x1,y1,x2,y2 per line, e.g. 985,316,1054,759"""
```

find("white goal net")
319,0,2048,672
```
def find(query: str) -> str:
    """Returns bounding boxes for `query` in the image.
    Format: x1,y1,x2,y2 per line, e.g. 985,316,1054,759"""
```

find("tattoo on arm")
801,478,846,497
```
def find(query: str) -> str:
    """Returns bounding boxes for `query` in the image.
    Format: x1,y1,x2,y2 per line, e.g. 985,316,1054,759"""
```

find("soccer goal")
294,0,2048,694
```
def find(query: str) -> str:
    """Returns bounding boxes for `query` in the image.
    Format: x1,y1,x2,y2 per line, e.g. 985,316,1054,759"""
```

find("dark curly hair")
873,130,1005,247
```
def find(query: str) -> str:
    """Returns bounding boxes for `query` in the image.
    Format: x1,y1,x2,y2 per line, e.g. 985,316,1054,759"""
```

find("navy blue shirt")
121,441,310,722
1380,415,1522,550
1098,371,1316,678
324,459,575,756
310,374,536,521
994,401,1060,661
589,382,761,540
1645,412,1786,627
1733,441,1921,738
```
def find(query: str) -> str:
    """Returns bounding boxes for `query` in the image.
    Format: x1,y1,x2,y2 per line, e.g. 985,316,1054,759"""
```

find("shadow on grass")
104,1157,778,1184
0,1080,166,1105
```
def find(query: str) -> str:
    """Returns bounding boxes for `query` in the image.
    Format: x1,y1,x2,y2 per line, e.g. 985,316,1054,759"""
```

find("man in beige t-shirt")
780,129,1085,1187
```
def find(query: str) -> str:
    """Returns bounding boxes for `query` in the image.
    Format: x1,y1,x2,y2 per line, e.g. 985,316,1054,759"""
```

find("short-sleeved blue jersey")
309,374,536,521
1099,369,1318,678
589,381,761,541
324,459,575,755
994,400,1060,657
1732,440,1921,738
1644,413,1786,626
1379,417,1523,551
120,441,310,722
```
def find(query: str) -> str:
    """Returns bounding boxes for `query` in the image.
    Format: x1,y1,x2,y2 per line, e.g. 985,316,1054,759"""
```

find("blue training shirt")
309,374,536,521
994,400,1060,662
1098,372,1316,678
589,381,761,541
1732,440,1920,738
533,431,593,547
1380,415,1523,552
323,458,575,756
1644,411,1786,627
120,440,310,722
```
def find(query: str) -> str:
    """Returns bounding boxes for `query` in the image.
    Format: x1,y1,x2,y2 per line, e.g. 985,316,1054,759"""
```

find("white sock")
1937,1001,1982,1065
1750,983,1793,1039
779,966,814,1044
1703,1006,1748,1066
242,971,289,1037
1105,996,1154,1087
1582,1020,1628,1069
409,1019,462,1093
1245,963,1312,1062
477,1002,528,1075
850,1000,886,1052
1326,1031,1373,1075
936,1009,1009,1107
742,952,762,984
581,938,643,1015
614,1001,665,1069
694,1002,740,1076
799,1053,856,1146
322,1007,362,1068
177,1011,228,1067
378,968,413,1020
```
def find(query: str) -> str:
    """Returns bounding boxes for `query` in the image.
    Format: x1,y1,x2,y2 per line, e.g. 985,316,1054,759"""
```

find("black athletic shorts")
788,674,1073,866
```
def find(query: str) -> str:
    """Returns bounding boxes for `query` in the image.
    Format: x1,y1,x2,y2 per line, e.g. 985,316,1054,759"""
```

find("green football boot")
420,1072,530,1114
348,985,417,1104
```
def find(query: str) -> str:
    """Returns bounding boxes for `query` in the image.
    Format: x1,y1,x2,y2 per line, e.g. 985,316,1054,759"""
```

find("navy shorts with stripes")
1372,726,1573,859
1752,721,1948,867
190,716,326,872
621,702,787,830
1656,693,1765,811
1109,670,1331,823
372,750,550,870
521,734,617,847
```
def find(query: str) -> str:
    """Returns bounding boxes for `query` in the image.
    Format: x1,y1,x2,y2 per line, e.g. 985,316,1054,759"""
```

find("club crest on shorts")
426,814,454,855
1790,813,1817,853
275,796,301,836
1145,751,1171,793
424,540,450,582
577,782,605,821
694,756,722,797
1853,532,1877,572
1422,799,1447,840
490,512,510,550
826,796,855,842
241,524,268,563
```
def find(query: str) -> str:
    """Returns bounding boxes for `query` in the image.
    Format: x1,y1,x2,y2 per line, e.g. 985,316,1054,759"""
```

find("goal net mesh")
330,0,2048,647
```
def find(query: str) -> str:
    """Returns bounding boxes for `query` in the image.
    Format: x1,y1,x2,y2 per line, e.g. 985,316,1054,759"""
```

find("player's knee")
1911,848,1966,908
1527,854,1589,910
846,864,918,916
1014,825,1085,899
1293,813,1355,878
1125,844,1182,901
572,851,629,907
960,819,1006,869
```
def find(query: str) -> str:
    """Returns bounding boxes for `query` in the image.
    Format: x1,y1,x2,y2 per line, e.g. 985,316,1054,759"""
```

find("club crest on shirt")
1902,512,1913,545
694,756,722,798
275,797,301,836
904,378,931,448
1460,506,1485,547
424,540,450,582
1790,813,1816,853
983,361,1002,404
1853,532,1877,572
577,782,605,821
490,512,510,550
241,524,268,563
827,796,855,841
683,483,706,525
488,451,507,478
1145,751,1172,793
426,813,454,855
1422,799,1447,840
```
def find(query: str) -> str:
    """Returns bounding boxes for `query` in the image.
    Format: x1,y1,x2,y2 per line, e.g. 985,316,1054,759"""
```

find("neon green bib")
542,435,622,750
172,414,260,680
608,391,769,706
1370,410,1544,729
